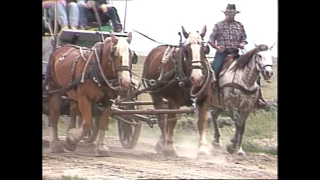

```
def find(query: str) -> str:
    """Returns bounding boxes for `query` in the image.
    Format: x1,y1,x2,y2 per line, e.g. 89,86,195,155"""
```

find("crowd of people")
42,0,123,32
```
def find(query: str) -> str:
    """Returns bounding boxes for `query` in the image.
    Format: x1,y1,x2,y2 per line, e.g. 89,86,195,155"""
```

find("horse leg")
163,100,179,156
67,102,78,131
64,96,91,151
210,108,222,148
235,109,251,156
48,93,64,153
196,99,210,158
152,94,166,154
226,111,240,154
95,103,112,157
226,99,252,155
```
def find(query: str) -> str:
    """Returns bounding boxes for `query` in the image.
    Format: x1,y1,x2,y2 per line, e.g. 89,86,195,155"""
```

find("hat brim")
222,10,241,14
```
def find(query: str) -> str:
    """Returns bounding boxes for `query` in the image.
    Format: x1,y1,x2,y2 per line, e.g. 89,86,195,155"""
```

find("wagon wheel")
116,88,142,149
77,115,100,143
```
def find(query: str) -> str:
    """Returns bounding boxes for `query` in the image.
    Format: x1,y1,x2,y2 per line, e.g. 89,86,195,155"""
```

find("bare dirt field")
42,57,278,180
42,124,277,180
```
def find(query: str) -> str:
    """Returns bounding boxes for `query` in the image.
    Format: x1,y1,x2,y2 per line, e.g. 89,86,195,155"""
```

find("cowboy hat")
222,4,241,14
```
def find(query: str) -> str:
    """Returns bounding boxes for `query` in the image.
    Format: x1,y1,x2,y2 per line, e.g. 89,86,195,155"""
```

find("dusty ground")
42,121,277,180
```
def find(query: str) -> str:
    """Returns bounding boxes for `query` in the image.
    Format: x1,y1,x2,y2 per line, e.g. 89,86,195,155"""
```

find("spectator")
42,0,86,30
83,0,123,32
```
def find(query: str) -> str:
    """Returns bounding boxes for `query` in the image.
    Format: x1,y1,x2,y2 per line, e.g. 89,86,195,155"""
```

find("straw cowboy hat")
222,4,241,14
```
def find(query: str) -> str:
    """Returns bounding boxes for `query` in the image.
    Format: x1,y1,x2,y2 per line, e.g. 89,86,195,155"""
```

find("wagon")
42,1,197,149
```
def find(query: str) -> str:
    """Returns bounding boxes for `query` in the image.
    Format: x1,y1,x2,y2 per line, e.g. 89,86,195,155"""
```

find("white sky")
111,0,278,57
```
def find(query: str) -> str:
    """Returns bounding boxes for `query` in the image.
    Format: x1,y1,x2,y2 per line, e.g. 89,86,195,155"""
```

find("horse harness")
43,42,127,95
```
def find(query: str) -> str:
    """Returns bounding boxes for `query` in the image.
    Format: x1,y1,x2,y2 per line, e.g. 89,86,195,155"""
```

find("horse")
209,44,274,155
44,31,135,156
141,26,212,157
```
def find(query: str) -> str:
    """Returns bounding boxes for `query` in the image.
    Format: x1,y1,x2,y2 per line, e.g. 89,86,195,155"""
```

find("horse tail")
43,46,62,89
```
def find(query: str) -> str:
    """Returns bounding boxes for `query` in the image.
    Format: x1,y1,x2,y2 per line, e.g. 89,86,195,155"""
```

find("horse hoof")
163,142,178,157
236,147,246,156
212,140,221,149
64,138,77,151
197,144,210,159
226,143,236,154
163,149,178,157
196,150,210,159
67,128,83,143
95,145,111,157
50,141,64,153
155,140,163,154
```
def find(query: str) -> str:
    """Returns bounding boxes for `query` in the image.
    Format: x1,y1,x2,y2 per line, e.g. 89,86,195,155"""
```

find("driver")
208,4,267,107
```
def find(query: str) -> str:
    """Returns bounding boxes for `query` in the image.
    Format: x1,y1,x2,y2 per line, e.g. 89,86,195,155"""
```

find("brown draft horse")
141,26,212,157
45,32,134,156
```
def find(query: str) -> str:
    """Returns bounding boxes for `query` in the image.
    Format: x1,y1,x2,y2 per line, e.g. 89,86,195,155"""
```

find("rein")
132,29,177,46
189,60,211,98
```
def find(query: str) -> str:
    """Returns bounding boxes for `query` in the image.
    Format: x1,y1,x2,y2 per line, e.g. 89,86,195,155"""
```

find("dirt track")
42,128,277,179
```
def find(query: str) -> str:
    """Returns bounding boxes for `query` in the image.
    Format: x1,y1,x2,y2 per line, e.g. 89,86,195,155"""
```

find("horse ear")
253,40,257,47
200,25,207,38
181,26,189,39
269,42,276,50
127,32,132,44
110,31,118,44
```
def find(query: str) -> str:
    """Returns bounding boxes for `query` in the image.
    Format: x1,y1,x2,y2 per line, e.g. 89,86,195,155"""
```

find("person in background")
42,0,86,30
81,0,123,32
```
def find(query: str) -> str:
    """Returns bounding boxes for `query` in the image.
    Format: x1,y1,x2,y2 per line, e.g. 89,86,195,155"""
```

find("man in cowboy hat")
208,4,267,107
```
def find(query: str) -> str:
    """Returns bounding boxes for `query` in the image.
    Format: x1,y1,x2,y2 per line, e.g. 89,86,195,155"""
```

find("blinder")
132,50,138,64
108,45,131,72
204,44,210,55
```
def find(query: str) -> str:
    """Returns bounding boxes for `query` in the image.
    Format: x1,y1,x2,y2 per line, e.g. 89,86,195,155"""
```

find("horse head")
181,25,210,86
253,42,275,81
102,31,133,89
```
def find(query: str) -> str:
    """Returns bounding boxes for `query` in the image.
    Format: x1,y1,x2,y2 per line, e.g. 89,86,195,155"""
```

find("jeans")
48,2,84,27
211,51,231,77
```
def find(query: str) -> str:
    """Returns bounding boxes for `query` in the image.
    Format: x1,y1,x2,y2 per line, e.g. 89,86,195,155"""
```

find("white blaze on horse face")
258,50,274,78
187,32,203,84
116,38,131,87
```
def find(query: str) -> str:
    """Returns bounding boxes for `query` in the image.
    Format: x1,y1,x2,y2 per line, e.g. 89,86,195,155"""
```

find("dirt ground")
42,121,277,180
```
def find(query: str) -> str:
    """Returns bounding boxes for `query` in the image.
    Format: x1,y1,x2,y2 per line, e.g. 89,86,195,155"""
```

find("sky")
110,0,278,57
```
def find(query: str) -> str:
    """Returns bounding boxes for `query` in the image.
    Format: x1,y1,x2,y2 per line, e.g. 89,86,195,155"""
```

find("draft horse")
141,26,212,157
44,32,134,156
210,44,274,155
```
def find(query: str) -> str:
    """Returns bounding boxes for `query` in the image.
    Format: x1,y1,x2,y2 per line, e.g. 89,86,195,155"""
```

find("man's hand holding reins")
239,42,246,49
216,46,225,53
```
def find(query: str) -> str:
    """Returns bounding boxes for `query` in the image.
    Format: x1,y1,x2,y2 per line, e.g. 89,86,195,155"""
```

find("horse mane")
231,45,265,71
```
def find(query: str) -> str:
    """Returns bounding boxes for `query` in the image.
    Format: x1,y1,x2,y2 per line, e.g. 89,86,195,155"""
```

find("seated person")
42,0,86,30
82,0,123,32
